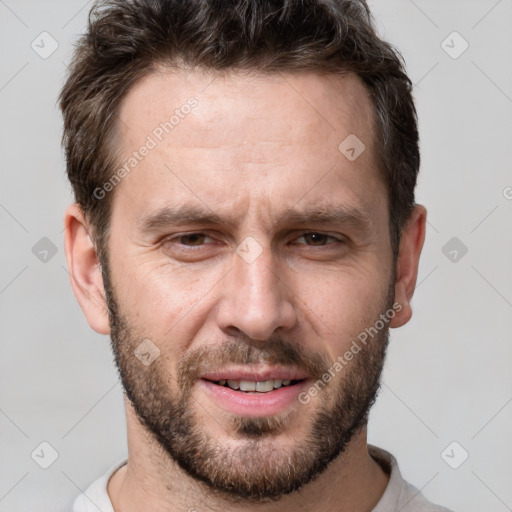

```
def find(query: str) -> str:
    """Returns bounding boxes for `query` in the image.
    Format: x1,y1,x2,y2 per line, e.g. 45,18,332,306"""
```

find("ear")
390,204,427,328
64,204,110,334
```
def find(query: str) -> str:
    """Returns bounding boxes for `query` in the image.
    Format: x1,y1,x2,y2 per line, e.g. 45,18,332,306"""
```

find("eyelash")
164,232,344,251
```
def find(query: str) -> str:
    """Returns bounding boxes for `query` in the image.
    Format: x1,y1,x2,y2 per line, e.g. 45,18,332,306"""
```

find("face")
100,69,397,501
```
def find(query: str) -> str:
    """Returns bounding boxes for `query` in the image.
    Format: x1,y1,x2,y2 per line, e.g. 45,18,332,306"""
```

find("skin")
64,68,426,512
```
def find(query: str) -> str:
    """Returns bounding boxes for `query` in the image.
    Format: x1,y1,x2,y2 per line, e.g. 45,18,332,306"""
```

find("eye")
179,233,212,246
162,231,344,258
293,232,343,247
165,232,215,249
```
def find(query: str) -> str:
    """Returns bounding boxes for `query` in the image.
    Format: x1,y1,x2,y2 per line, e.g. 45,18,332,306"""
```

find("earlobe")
64,204,111,335
389,205,427,329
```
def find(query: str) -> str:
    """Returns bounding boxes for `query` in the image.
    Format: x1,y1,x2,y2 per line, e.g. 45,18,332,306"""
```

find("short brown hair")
59,0,420,264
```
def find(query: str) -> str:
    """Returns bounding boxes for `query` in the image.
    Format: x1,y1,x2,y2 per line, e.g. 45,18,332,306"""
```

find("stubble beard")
102,260,393,503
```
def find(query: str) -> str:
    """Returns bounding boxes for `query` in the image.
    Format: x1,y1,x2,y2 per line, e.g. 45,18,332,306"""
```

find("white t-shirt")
72,445,454,512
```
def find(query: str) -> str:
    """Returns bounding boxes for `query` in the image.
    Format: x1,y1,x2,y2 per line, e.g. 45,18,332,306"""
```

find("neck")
108,403,389,512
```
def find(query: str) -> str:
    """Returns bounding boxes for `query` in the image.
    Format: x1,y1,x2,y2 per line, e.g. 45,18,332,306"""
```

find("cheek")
112,259,223,345
295,270,387,348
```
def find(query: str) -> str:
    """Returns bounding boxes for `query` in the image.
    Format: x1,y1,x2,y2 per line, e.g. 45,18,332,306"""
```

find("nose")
215,244,297,341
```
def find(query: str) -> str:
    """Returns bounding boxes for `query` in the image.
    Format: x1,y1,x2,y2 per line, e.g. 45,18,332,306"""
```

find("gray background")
1,0,511,511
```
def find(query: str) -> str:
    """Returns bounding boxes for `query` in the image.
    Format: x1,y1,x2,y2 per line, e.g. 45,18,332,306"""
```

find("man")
60,0,453,510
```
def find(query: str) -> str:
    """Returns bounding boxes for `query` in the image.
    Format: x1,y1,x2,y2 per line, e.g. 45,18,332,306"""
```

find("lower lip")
199,379,308,417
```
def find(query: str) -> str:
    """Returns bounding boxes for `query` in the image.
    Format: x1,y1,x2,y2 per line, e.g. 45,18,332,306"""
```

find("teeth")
239,380,256,392
218,379,295,392
255,380,274,392
227,380,240,390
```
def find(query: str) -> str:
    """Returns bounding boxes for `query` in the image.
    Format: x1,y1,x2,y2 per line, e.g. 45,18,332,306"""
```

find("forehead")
112,67,385,226
118,67,377,150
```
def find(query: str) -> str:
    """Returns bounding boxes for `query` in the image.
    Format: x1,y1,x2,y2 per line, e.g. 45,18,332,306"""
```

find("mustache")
175,337,332,391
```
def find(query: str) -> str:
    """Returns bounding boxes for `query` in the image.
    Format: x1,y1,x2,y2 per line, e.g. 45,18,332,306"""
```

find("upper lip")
200,366,309,382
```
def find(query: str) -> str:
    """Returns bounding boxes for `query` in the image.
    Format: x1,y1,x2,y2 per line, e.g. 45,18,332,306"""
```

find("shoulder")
71,459,127,512
368,445,455,512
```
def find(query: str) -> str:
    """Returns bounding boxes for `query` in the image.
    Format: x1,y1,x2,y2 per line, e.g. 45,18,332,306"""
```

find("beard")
101,260,394,503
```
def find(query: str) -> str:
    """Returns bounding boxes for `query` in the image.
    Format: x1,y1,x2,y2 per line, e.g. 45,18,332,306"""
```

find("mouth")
198,368,310,417
204,378,304,393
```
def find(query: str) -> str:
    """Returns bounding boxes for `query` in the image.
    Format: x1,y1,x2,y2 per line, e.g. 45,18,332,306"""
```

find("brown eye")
176,233,210,246
294,232,342,247
163,233,216,253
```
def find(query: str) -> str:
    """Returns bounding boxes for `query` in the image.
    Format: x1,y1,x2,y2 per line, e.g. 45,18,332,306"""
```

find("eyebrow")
137,203,373,233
